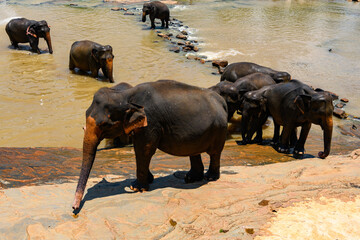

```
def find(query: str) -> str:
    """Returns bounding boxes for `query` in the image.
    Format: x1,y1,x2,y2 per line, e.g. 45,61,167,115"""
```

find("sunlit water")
0,0,359,153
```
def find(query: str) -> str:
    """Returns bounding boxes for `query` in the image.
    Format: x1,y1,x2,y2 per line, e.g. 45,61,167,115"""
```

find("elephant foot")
236,140,248,145
148,171,154,184
184,170,204,183
277,145,290,154
130,179,149,192
293,147,305,156
318,151,328,159
204,170,220,181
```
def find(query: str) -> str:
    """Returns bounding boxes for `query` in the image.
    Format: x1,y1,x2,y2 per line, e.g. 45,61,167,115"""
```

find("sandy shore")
0,149,359,239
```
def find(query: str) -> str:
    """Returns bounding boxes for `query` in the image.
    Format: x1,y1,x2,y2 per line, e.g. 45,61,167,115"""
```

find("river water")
0,0,359,153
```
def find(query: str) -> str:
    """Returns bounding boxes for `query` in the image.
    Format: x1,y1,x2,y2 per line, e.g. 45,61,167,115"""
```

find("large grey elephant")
5,18,53,54
263,80,334,158
69,40,114,83
72,80,228,210
220,62,291,83
142,1,170,29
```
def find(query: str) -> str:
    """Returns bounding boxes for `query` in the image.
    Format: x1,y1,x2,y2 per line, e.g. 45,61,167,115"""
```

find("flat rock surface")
1,149,359,239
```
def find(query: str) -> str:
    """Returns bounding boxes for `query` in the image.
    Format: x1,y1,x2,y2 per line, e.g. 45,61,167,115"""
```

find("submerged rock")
212,60,228,68
176,34,187,40
338,123,360,138
169,46,180,53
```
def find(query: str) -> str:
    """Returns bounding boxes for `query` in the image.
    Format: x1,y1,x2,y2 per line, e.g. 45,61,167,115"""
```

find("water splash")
199,49,247,60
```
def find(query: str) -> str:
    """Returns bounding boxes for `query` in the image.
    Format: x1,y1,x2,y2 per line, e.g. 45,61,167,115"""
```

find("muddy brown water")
0,0,359,188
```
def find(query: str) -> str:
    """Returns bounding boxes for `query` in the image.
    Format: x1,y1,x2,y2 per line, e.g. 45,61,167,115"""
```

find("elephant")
142,1,170,29
220,62,291,83
210,73,276,121
263,79,334,158
69,40,114,83
72,80,228,210
240,85,274,144
5,18,53,54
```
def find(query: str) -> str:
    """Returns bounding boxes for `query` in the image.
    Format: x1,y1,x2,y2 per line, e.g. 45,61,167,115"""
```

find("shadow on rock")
74,171,207,214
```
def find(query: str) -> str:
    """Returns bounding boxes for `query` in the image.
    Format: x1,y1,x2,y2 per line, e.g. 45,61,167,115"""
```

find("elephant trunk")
103,58,114,83
142,12,146,22
45,31,53,54
318,116,333,159
72,117,101,210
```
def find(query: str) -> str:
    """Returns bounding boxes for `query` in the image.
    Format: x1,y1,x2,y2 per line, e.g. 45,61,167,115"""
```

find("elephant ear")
123,103,148,135
91,48,100,62
294,94,312,114
151,4,156,13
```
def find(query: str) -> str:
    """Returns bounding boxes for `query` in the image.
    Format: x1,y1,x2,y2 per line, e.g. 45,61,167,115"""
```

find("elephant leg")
271,122,280,146
185,155,204,183
29,38,40,54
130,139,157,192
165,17,169,28
289,128,298,148
253,126,263,144
294,123,311,156
150,15,156,29
278,125,294,153
90,68,99,78
205,152,221,181
161,19,165,28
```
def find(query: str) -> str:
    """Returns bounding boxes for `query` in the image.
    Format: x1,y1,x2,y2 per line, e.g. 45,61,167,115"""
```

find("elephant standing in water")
142,1,170,29
5,18,53,54
72,80,228,210
69,40,114,83
263,80,334,158
220,62,291,83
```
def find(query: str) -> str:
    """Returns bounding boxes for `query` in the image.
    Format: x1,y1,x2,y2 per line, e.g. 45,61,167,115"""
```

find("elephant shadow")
73,171,208,214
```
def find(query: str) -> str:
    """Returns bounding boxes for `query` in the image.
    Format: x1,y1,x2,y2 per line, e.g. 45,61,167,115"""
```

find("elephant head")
92,45,114,83
209,81,239,121
72,88,147,210
294,91,334,159
269,71,291,83
28,20,53,54
142,3,154,22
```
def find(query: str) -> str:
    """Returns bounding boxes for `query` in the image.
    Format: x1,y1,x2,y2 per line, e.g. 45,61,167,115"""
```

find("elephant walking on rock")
5,18,53,54
72,80,228,210
263,80,334,158
69,40,114,83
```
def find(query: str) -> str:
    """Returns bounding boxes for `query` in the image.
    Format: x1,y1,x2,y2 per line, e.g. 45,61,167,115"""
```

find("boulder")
181,30,188,35
341,98,349,103
335,103,345,108
176,34,187,40
212,60,228,68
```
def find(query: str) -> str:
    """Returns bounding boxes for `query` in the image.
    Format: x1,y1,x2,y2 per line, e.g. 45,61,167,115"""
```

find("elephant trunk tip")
72,191,83,210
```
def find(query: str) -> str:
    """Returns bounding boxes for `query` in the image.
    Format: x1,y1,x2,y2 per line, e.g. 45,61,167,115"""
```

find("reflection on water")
0,0,359,155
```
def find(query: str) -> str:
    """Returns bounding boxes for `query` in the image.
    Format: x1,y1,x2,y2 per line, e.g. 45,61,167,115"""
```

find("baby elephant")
69,40,114,83
5,18,53,54
142,1,170,29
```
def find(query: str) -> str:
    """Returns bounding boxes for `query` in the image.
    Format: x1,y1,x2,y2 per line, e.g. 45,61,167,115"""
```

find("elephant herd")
3,5,334,211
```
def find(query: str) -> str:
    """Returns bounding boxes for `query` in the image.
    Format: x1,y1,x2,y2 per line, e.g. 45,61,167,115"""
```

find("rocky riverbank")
0,149,359,239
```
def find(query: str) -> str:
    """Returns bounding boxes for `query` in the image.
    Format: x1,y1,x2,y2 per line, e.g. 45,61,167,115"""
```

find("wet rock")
326,91,339,100
187,55,197,60
122,7,128,11
338,123,360,138
200,59,206,64
111,7,121,11
212,60,228,68
181,30,188,35
341,98,349,103
124,12,135,15
69,3,78,6
177,42,185,46
169,46,180,53
176,34,187,40
193,46,199,52
157,33,171,40
335,103,345,108
245,228,254,234
333,108,348,119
